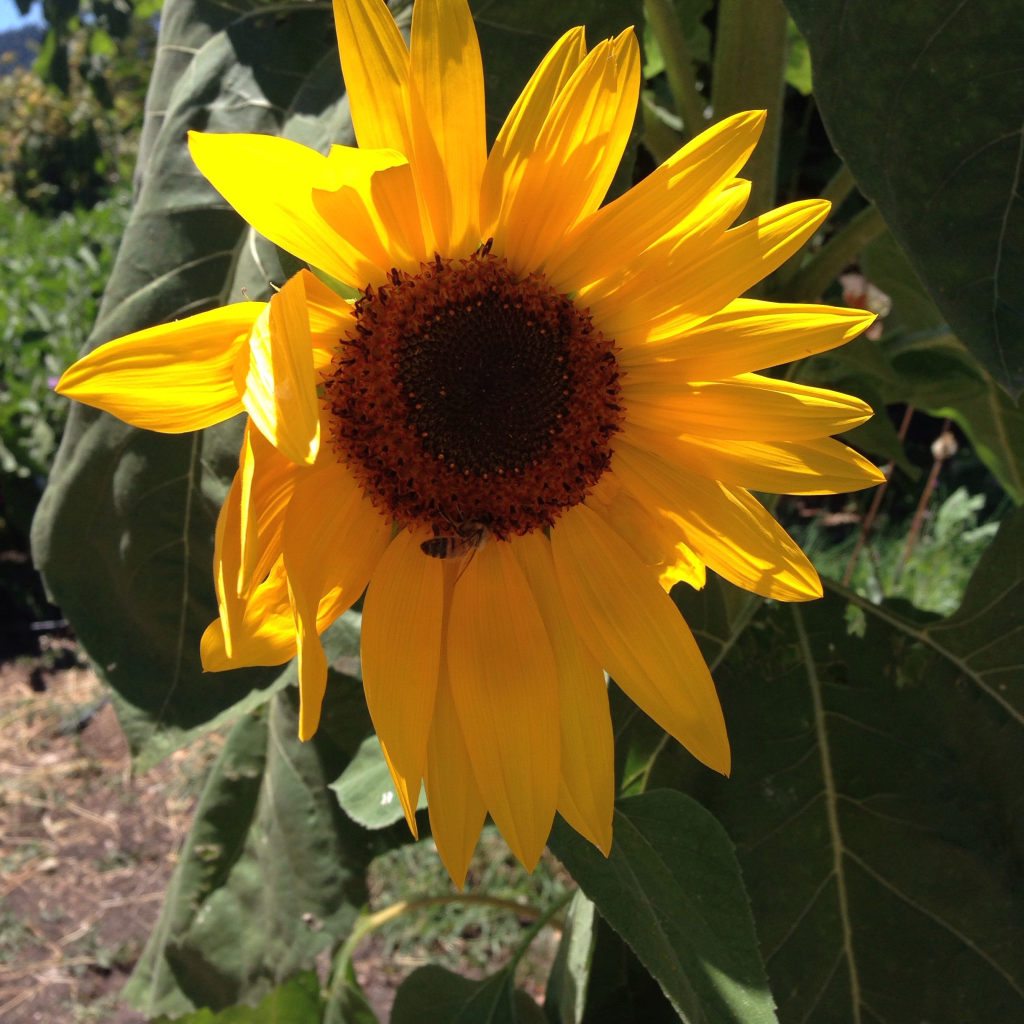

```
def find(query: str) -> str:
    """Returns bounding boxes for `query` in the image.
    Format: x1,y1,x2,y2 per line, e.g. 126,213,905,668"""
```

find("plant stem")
641,93,686,165
644,0,706,142
773,203,887,303
711,0,789,217
506,889,576,978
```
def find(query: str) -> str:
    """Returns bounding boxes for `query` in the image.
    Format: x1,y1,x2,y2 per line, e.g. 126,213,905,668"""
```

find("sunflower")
57,0,883,884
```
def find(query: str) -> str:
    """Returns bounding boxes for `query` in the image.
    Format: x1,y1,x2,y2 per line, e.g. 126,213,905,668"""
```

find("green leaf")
695,526,1024,1023
151,971,324,1023
31,0,343,767
324,956,381,1024
782,0,1024,397
548,790,779,1024
543,891,597,1024
331,734,428,830
124,677,389,1018
391,964,544,1024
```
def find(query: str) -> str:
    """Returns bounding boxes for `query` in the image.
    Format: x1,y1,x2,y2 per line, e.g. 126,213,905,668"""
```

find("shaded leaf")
548,790,778,1024
783,0,1024,396
124,674,392,1018
693,518,1024,1022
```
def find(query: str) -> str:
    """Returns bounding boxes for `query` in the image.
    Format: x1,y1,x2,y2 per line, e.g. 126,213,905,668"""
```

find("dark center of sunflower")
323,249,623,540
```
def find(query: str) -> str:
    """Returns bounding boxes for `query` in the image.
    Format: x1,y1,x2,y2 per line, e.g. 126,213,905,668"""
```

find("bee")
420,515,491,560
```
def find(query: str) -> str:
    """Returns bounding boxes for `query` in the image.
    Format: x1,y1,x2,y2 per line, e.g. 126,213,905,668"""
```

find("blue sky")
0,0,42,33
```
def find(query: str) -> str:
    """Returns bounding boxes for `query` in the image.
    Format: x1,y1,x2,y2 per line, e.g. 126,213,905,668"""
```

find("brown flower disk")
324,250,623,539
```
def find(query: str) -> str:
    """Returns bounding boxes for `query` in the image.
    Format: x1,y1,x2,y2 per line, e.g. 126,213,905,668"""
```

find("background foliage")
1,0,1021,1019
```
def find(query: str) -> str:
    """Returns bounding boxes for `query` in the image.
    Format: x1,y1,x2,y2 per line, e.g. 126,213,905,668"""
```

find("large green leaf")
30,0,343,767
124,669,397,1018
690,506,1024,1022
331,734,428,830
543,891,597,1024
548,790,778,1024
782,0,1024,397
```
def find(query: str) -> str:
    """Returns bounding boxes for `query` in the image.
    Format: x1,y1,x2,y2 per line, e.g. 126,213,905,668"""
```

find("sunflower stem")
772,203,888,303
644,0,707,142
711,0,789,217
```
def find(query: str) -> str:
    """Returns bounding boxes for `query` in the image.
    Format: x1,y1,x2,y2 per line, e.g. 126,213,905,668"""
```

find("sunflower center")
323,250,623,540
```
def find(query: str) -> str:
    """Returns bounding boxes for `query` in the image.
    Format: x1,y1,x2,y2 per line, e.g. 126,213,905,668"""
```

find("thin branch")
644,0,706,142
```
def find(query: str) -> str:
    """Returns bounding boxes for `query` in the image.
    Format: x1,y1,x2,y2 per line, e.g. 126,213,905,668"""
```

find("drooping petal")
237,421,305,597
56,304,259,432
513,531,613,855
613,437,822,601
545,109,766,293
550,503,730,775
201,557,296,671
625,424,885,495
426,629,488,888
595,199,831,346
361,529,445,833
188,132,376,286
213,469,247,658
447,541,560,870
284,459,392,740
619,299,876,381
312,146,428,277
242,273,321,466
496,30,641,274
332,0,413,155
480,27,587,239
621,373,874,441
409,0,486,256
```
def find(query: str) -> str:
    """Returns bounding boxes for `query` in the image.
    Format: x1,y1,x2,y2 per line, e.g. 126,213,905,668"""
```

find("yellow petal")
188,132,374,286
283,459,392,740
550,503,729,775
626,425,885,495
447,541,560,871
612,436,822,601
584,469,702,595
545,110,766,292
496,30,641,274
620,299,876,381
303,270,355,373
480,27,587,239
201,557,297,671
426,635,488,888
56,303,259,432
513,531,613,856
213,469,247,658
312,146,428,277
239,424,304,597
243,273,321,466
332,0,413,155
596,199,831,346
576,179,751,307
409,0,486,256
621,373,874,441
360,528,444,830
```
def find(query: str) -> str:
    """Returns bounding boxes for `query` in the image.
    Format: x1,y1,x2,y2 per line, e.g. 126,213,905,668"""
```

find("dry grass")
0,641,224,1023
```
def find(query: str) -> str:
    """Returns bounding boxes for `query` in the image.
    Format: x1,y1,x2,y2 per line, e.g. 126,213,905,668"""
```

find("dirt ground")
0,643,562,1023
